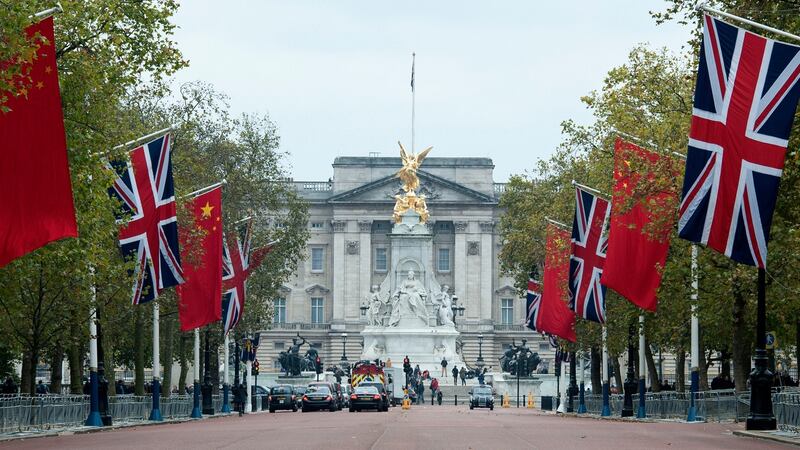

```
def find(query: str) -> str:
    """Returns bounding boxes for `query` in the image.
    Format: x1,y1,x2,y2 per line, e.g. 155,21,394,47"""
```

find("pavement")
0,405,795,449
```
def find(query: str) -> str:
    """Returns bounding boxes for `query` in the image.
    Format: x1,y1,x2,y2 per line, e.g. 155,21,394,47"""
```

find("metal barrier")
0,393,224,433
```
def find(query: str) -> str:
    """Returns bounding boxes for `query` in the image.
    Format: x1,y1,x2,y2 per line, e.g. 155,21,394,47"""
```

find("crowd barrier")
0,393,226,433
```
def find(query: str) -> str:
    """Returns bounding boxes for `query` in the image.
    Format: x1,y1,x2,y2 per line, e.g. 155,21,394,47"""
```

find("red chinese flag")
177,187,223,331
537,223,576,342
601,138,678,311
0,17,77,267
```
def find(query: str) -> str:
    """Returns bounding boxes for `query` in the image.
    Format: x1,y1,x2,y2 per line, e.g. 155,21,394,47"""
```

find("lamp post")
477,333,484,368
451,295,464,326
621,323,636,417
202,328,214,415
747,268,777,430
341,333,348,363
568,352,577,413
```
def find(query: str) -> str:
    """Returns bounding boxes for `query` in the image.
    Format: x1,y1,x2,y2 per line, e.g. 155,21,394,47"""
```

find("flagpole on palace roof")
698,3,800,43
411,52,416,153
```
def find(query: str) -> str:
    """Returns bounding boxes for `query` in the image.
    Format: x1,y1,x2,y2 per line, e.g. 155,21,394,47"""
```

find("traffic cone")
527,392,534,409
502,393,510,408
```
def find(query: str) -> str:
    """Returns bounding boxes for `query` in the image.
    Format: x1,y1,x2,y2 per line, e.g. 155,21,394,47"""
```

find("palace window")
310,221,324,230
311,297,324,323
437,248,450,272
375,248,387,272
501,298,514,325
274,341,285,350
311,247,324,272
273,298,286,324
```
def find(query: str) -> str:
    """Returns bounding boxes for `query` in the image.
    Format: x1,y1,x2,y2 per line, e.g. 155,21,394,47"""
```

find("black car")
349,385,385,412
469,385,494,410
302,385,338,412
308,382,342,410
268,385,297,413
356,381,390,411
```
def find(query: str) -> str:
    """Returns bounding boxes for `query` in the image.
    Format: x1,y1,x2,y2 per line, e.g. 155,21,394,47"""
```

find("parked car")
308,382,342,410
349,385,386,412
268,385,297,413
302,385,338,412
356,381,390,411
469,385,494,410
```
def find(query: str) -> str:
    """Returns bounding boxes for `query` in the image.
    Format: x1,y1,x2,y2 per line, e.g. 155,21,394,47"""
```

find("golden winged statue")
393,141,433,223
397,142,433,192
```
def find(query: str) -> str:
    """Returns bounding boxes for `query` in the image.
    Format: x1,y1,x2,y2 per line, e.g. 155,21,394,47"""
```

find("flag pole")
411,52,416,153
182,179,227,200
33,3,63,20
85,265,102,426
545,217,570,230
191,328,202,418
221,332,231,413
698,3,800,43
687,244,700,421
571,180,610,200
637,315,647,418
613,131,687,160
148,300,163,421
601,326,611,416
234,216,253,225
577,351,587,413
245,337,253,414
111,126,177,152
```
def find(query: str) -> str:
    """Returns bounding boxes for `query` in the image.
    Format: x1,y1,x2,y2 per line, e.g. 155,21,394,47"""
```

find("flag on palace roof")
0,17,77,267
107,133,184,304
678,14,800,268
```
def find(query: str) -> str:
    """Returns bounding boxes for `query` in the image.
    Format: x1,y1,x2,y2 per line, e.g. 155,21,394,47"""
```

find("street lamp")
360,303,368,318
341,333,348,362
476,333,485,368
451,295,465,323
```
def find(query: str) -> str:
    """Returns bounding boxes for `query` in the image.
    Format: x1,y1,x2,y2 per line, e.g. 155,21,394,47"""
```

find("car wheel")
490,405,494,411
349,407,355,412
301,407,308,413
470,404,474,410
292,406,298,412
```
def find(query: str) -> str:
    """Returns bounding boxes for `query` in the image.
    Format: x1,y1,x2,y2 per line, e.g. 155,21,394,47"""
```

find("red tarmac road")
0,405,790,450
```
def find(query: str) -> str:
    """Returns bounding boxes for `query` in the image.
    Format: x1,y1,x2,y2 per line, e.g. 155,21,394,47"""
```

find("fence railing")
582,389,753,422
0,394,226,434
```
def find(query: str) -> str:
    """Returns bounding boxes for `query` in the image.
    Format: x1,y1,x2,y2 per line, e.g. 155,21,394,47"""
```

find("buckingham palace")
256,155,553,372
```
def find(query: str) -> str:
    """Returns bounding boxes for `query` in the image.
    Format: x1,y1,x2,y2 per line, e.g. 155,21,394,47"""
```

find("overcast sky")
171,1,691,182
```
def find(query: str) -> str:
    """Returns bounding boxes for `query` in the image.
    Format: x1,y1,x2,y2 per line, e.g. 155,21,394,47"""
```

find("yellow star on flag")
200,201,214,218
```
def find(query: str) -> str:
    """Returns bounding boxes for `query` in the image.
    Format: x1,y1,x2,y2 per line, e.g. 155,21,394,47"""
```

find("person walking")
452,366,459,385
418,379,425,404
441,357,448,377
459,367,467,386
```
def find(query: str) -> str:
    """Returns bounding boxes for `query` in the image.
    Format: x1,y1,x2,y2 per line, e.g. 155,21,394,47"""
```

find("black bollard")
454,394,458,406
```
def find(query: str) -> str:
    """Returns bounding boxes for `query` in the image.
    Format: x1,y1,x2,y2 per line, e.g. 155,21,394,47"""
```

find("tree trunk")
161,315,174,397
644,341,660,392
20,352,31,394
675,349,685,392
731,282,751,392
67,343,83,394
178,333,188,394
49,346,64,394
134,307,145,396
28,349,39,395
104,338,115,396
590,347,601,394
612,357,623,391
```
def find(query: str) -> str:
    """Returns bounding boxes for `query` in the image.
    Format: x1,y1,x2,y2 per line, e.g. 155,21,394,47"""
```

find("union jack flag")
678,15,800,268
569,187,610,323
108,133,183,305
525,277,541,332
222,220,275,334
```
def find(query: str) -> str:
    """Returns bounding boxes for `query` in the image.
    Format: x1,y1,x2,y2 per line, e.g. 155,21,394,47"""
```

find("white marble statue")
389,269,428,326
365,285,385,326
435,284,455,326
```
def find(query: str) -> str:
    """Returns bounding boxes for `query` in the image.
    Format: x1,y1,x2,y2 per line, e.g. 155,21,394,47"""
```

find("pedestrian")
459,367,466,386
2,377,15,394
431,377,439,393
477,367,486,385
441,357,448,377
417,379,425,404
452,366,459,385
35,380,48,395
233,383,245,416
414,364,421,380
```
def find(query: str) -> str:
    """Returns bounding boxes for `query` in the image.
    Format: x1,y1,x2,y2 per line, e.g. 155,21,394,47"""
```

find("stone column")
453,221,469,320
332,219,347,323
479,221,495,323
356,220,373,321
